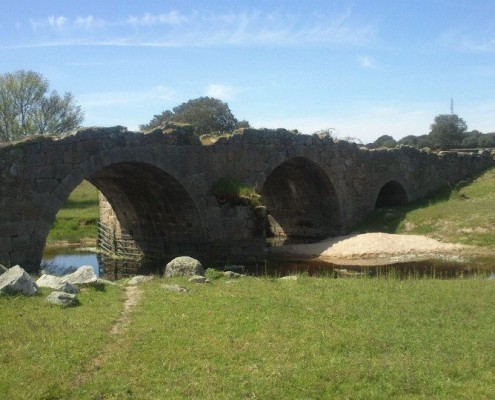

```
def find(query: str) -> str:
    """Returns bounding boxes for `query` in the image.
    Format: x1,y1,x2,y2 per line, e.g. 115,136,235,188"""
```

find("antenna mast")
450,97,454,115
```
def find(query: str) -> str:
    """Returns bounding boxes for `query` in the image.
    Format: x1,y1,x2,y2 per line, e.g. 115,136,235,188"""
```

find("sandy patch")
268,232,469,261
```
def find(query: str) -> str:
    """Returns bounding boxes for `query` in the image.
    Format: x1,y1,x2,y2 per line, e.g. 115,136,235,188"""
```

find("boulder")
36,274,79,294
127,275,154,286
164,256,203,277
0,265,38,296
0,264,8,275
62,266,98,285
161,284,189,293
46,291,80,307
188,275,210,284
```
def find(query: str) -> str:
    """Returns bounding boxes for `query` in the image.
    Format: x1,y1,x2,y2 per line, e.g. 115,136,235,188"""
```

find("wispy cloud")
79,85,176,107
359,55,376,69
15,9,377,49
436,28,495,53
126,11,187,27
205,83,246,100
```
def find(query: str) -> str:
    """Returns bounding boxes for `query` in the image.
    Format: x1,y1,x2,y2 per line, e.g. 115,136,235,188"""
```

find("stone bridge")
0,126,493,271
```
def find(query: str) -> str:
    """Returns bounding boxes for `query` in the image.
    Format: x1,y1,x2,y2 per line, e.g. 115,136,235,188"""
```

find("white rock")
188,275,210,283
36,274,79,294
161,284,189,292
62,266,98,285
46,291,79,307
223,271,244,279
164,256,203,277
127,275,154,286
0,265,38,296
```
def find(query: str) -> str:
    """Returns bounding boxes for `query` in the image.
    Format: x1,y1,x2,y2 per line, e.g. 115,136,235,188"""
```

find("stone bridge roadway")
0,126,493,270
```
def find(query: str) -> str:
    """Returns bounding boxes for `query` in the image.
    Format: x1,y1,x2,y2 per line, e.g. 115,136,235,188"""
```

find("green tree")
372,134,397,148
398,135,419,147
140,96,249,136
429,114,467,150
0,70,84,141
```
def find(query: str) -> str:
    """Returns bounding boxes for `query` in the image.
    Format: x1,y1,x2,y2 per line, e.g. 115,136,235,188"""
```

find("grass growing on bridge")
46,180,99,245
1,275,494,399
356,167,495,246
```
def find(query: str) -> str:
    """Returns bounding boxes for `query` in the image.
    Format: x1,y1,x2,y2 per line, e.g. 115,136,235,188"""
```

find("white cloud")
437,28,495,53
79,85,176,107
205,84,244,100
30,15,68,30
126,11,187,27
23,9,376,49
30,15,104,31
48,16,68,29
359,55,375,68
75,16,105,29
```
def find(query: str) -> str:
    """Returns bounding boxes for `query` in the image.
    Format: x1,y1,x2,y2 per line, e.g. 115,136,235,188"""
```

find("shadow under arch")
87,162,206,261
35,161,206,268
262,157,342,240
375,180,408,209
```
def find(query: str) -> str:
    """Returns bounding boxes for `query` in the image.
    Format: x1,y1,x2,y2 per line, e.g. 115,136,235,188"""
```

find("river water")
41,247,495,280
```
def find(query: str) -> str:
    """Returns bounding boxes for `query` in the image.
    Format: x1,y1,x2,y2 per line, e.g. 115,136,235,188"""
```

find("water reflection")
41,249,161,280
42,247,495,281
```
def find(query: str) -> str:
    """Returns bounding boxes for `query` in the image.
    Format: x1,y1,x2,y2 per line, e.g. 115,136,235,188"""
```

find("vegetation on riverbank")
355,167,495,247
1,275,494,399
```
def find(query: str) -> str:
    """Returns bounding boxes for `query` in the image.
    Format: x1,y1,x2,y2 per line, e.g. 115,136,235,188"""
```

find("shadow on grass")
354,182,468,234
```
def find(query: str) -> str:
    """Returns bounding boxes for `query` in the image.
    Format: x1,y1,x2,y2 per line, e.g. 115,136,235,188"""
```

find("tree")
428,114,467,150
398,135,419,147
140,96,248,136
0,70,84,141
372,134,397,148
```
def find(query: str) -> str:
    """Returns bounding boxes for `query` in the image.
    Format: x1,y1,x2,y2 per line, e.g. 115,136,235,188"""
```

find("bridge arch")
374,180,409,209
36,161,205,264
262,157,342,239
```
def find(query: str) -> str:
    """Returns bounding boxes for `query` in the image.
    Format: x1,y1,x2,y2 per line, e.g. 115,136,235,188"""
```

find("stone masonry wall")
0,127,493,270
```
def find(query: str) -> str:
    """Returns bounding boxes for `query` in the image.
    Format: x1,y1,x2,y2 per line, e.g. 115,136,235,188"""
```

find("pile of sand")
268,232,469,260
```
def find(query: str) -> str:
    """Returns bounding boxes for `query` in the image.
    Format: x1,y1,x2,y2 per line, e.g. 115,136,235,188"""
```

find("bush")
210,177,261,208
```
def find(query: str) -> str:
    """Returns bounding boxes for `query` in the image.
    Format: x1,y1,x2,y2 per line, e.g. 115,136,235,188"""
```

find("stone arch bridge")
0,126,493,271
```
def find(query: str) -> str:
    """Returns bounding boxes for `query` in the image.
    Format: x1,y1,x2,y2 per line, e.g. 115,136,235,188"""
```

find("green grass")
46,180,99,245
1,275,494,399
355,167,495,246
0,284,123,400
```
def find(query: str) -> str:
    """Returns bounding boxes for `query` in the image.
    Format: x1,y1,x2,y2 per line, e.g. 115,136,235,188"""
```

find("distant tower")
450,97,454,115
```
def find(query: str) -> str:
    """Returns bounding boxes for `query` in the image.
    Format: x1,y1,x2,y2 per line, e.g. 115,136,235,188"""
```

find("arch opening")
262,157,342,240
86,162,205,262
375,181,408,208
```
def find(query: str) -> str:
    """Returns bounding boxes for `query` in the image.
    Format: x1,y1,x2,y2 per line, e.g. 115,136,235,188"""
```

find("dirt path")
268,232,471,264
109,285,141,335
72,284,141,387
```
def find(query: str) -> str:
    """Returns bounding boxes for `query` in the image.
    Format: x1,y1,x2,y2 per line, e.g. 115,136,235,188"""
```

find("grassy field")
1,275,494,399
46,180,99,245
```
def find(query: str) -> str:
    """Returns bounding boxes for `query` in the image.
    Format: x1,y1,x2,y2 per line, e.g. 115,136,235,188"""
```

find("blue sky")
1,0,494,143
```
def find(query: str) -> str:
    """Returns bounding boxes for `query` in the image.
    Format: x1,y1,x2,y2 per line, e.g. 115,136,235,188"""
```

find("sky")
1,0,494,143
